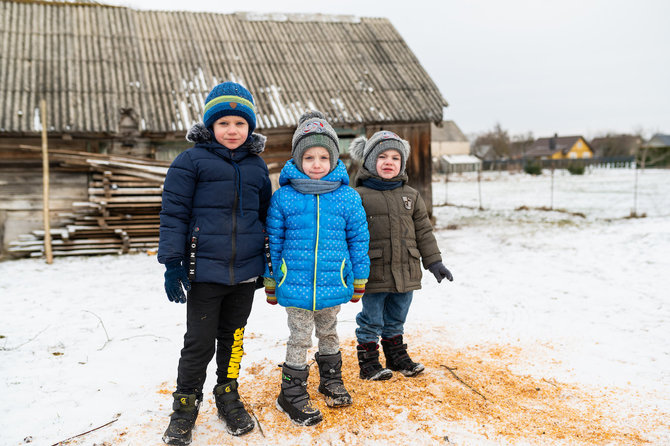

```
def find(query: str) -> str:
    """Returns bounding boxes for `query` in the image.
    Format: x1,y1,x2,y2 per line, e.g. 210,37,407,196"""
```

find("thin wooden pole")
477,163,483,210
550,160,555,210
41,99,53,264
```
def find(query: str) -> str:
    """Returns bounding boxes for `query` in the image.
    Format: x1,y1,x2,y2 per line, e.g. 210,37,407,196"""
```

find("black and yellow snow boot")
162,391,202,445
213,380,254,436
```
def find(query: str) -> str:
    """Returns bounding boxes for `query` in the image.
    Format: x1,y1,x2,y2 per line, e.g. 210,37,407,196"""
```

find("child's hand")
164,260,191,303
264,277,277,305
351,279,367,302
428,262,453,283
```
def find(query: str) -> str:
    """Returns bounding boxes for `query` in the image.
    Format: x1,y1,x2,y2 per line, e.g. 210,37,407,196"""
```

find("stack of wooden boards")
9,148,170,257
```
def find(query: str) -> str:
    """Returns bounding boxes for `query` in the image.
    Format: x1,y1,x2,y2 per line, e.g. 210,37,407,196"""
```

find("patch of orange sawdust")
156,381,172,395
235,340,667,445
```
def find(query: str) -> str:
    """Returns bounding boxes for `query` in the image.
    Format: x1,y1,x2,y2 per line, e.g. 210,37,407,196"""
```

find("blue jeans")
355,291,414,344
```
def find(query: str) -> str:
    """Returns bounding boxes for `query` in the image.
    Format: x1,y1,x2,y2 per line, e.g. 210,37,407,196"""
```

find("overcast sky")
117,0,669,139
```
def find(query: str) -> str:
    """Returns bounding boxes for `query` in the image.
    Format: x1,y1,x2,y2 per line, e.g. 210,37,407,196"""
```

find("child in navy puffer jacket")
263,110,370,426
158,82,271,444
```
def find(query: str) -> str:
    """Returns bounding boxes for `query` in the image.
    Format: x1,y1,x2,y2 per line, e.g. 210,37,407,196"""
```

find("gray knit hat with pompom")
291,110,340,173
349,130,411,176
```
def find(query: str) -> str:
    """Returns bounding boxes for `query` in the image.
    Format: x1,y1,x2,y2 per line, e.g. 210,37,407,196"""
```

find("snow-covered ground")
1,168,669,445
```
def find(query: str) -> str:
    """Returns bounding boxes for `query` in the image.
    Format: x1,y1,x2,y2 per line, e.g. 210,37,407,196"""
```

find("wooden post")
41,99,53,264
550,160,555,210
477,163,483,210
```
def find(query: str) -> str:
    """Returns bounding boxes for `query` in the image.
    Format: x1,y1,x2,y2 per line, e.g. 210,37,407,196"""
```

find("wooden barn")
0,0,448,258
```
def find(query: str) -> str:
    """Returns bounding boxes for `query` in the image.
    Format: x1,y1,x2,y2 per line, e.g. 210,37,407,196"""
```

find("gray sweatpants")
285,305,341,368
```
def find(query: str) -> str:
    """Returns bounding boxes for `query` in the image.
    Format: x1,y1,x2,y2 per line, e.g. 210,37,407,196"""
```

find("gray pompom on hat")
291,110,340,173
349,130,411,176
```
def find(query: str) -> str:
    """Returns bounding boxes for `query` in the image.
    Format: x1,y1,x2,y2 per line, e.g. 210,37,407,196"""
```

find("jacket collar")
186,122,266,155
354,166,407,187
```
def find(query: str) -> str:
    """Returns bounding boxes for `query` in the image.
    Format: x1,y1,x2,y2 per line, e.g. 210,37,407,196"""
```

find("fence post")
550,160,555,210
477,163,483,210
444,169,449,205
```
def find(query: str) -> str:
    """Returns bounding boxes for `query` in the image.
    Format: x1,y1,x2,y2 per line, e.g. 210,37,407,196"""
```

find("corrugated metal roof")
0,1,448,135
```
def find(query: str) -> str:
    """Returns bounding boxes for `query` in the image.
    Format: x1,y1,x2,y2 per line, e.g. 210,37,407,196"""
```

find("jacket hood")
279,159,350,187
186,122,266,154
354,165,408,187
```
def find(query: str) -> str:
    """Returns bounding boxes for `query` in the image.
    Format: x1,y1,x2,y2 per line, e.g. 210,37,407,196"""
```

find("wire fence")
433,165,669,220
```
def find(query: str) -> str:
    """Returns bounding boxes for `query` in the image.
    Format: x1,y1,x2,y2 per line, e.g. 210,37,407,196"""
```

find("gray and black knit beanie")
349,130,411,176
203,81,256,134
291,110,340,173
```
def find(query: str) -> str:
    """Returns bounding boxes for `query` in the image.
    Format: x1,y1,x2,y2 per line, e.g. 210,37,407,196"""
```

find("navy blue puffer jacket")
158,123,272,285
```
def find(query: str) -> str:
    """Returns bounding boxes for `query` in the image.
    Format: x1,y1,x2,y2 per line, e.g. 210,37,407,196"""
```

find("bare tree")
472,123,511,160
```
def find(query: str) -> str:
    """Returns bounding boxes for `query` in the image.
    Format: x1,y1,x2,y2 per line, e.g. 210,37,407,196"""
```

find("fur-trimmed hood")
186,122,266,154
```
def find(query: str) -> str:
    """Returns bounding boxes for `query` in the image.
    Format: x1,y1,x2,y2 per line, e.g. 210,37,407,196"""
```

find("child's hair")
291,110,340,173
350,130,411,176
203,81,257,134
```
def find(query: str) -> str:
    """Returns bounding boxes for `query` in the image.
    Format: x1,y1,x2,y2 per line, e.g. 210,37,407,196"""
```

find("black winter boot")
315,351,353,407
381,335,425,377
276,364,322,426
213,380,254,436
163,391,202,445
356,342,393,381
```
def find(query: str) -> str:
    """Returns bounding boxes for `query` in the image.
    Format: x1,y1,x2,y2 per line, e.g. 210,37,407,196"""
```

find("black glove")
164,260,191,303
428,262,453,283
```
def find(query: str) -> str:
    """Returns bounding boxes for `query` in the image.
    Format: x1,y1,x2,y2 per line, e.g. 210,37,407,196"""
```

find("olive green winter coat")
354,168,442,293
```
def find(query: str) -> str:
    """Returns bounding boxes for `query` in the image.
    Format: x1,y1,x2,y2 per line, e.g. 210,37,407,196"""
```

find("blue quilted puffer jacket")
158,123,272,285
265,160,370,311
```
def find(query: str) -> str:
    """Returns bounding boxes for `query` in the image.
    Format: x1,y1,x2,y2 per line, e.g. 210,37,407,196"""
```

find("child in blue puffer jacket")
263,110,370,426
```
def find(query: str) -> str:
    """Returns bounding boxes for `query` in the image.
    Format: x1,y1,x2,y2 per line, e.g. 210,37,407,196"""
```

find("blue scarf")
362,177,403,191
289,178,341,195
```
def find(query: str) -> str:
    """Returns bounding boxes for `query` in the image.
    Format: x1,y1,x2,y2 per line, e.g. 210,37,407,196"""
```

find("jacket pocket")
277,258,289,288
340,258,352,288
407,247,421,281
368,248,384,282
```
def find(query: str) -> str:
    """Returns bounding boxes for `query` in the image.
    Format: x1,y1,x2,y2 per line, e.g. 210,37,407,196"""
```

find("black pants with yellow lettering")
176,282,255,394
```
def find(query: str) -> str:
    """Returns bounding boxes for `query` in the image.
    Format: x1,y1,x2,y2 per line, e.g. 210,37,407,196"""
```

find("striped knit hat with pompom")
349,130,411,176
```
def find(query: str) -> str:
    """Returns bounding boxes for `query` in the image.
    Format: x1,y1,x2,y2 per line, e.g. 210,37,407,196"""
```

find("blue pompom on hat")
203,82,257,134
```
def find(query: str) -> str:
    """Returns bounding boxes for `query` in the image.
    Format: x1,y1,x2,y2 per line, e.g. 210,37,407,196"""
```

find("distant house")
431,121,470,156
590,134,641,157
640,133,670,167
471,144,497,161
525,135,593,160
645,134,670,148
431,121,479,173
0,1,448,257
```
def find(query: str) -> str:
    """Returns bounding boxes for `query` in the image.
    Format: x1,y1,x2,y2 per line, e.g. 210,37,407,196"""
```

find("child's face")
376,149,402,179
302,146,330,180
212,116,249,149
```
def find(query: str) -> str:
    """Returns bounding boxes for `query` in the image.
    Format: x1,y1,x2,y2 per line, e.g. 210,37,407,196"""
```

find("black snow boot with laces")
276,363,323,426
213,380,254,436
315,351,353,407
163,391,202,445
381,334,425,377
356,341,393,380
